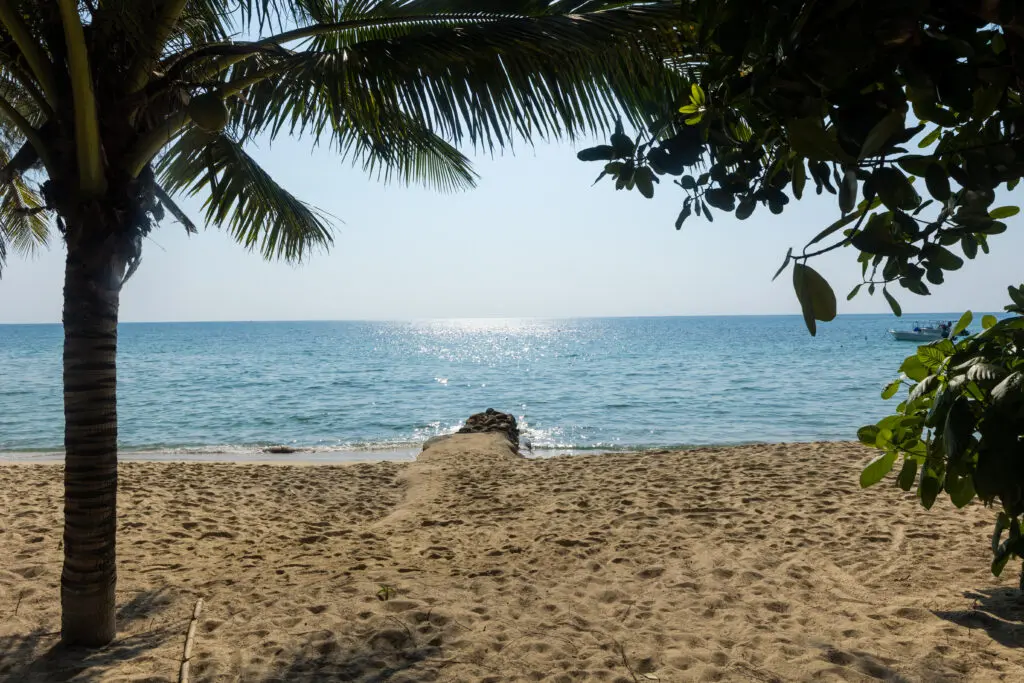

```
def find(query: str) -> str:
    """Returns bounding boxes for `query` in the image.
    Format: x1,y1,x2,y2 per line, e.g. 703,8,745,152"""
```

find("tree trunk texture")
60,226,125,646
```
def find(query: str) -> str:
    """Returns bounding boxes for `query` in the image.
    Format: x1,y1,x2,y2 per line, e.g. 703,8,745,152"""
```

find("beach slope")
2,435,1022,681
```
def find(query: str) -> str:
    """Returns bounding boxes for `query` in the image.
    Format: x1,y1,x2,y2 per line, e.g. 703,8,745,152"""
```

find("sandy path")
2,436,1022,682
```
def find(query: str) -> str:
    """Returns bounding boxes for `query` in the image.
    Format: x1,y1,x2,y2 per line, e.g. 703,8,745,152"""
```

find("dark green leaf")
918,127,941,148
1010,285,1024,309
881,379,902,400
861,112,905,158
772,248,793,282
792,159,806,200
701,199,713,221
577,145,617,162
786,118,849,161
807,208,864,247
704,187,735,211
952,311,973,338
917,345,947,372
943,397,973,464
920,472,941,509
736,198,755,220
901,278,930,296
962,236,978,259
925,164,951,201
857,425,880,446
991,371,1023,404
675,201,692,230
635,167,655,199
922,245,964,271
908,374,937,401
989,206,1020,219
992,540,1013,576
893,211,919,238
793,262,838,336
896,155,933,177
861,451,898,488
913,199,934,216
874,167,921,211
993,512,1011,553
611,132,635,157
896,458,919,491
966,363,1006,381
948,475,976,508
883,287,902,317
847,283,862,301
926,389,955,429
680,175,697,190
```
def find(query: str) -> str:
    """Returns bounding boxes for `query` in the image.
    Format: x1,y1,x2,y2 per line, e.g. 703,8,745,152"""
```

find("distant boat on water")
888,321,969,342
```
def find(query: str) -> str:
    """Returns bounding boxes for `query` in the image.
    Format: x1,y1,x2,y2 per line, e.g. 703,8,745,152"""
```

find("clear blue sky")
1,135,1020,323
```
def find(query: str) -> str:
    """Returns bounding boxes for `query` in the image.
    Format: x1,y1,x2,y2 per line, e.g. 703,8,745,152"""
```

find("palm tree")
0,0,684,647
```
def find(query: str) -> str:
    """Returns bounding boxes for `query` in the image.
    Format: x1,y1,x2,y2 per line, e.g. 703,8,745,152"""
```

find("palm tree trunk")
60,232,124,646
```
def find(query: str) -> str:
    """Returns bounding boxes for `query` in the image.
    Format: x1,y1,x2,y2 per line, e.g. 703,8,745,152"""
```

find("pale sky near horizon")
0,134,1021,324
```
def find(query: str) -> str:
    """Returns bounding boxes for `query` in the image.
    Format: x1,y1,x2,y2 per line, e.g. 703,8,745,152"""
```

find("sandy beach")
3,435,1023,682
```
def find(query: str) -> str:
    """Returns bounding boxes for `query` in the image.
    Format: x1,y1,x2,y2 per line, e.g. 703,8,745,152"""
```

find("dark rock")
263,446,299,454
457,408,520,450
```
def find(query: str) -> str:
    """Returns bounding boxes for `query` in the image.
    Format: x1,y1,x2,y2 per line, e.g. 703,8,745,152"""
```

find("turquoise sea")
0,315,964,460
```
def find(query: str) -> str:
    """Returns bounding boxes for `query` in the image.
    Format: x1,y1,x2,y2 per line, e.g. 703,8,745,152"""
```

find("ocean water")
0,315,961,460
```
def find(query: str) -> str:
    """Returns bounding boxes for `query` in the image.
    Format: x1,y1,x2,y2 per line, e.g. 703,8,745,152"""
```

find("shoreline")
0,446,422,464
0,438,860,464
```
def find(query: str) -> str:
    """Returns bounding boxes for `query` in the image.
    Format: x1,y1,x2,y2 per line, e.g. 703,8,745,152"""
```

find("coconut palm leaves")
0,0,687,272
0,167,48,274
0,60,49,273
158,129,332,261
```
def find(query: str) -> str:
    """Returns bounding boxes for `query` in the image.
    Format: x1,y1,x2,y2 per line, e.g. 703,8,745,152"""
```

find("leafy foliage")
158,130,332,261
859,290,1024,582
577,0,1024,580
0,0,687,272
577,0,1024,332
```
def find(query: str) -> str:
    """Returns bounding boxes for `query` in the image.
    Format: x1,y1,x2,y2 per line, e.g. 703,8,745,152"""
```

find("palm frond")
230,56,477,192
0,138,51,275
156,129,333,262
221,2,686,152
342,115,478,192
154,182,199,234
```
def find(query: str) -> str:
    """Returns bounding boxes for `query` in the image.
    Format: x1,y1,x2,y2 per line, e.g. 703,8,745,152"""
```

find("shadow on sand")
932,586,1024,649
245,633,450,683
0,588,181,683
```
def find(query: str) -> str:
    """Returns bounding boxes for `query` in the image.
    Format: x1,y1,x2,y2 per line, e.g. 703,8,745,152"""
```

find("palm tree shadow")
932,587,1024,649
116,586,175,625
248,631,448,683
0,588,180,683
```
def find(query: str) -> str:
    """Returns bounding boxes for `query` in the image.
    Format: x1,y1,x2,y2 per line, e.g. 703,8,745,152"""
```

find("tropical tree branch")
0,0,59,106
127,61,296,178
58,0,105,195
154,182,197,234
157,130,333,262
0,54,53,117
0,137,39,184
158,12,518,88
125,110,190,178
0,95,52,172
219,64,290,98
126,0,191,93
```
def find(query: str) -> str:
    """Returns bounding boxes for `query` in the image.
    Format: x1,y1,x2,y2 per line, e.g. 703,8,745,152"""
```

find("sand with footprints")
3,434,1023,681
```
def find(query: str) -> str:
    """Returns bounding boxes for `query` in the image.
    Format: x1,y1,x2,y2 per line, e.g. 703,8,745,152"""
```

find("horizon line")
0,311,993,325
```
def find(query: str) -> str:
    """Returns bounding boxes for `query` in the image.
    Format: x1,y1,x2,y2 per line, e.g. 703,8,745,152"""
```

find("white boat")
888,321,966,342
